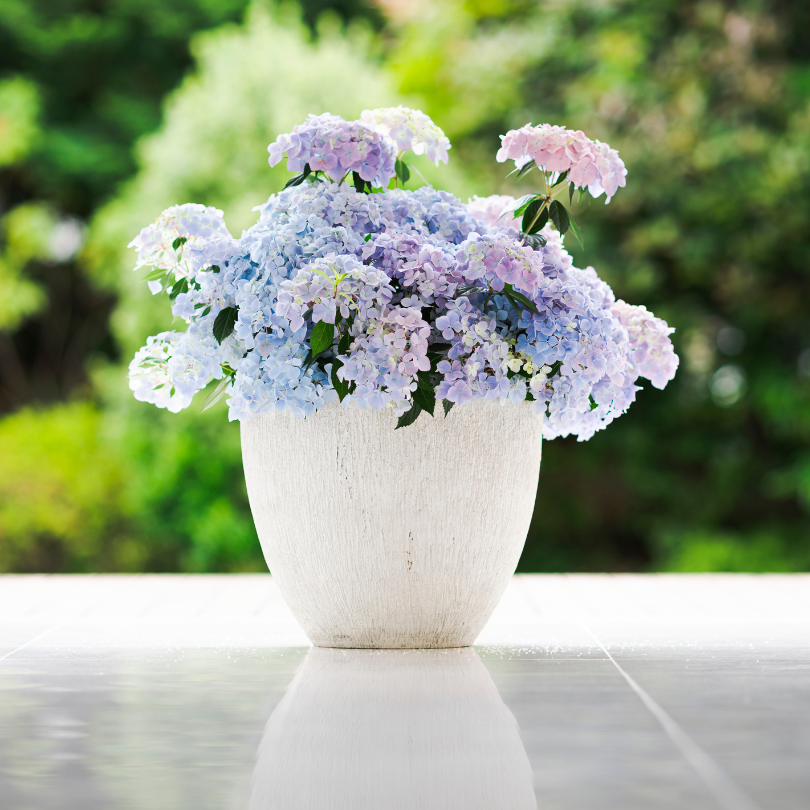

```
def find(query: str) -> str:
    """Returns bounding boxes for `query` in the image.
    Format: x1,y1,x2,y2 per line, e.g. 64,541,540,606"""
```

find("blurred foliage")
1,1,412,573
0,76,40,168
1,0,810,573
382,0,810,572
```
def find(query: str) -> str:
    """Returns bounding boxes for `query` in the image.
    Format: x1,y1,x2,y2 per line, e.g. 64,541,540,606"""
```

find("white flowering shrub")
128,109,678,439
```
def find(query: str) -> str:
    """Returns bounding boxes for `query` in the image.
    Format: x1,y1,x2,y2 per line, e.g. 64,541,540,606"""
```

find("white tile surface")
0,574,808,810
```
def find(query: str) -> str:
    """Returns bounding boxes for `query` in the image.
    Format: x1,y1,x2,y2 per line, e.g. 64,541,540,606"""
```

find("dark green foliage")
284,163,312,188
394,158,410,186
352,170,371,193
395,402,423,430
413,371,436,416
521,200,548,234
212,307,238,344
168,277,189,300
331,359,350,401
548,200,569,236
502,283,539,316
309,320,334,356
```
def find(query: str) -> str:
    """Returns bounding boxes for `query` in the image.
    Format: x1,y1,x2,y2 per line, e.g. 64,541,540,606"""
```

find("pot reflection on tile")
249,646,536,809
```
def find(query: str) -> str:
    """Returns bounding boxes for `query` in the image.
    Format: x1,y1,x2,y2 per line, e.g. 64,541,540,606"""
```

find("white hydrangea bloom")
128,325,229,413
128,203,231,280
361,106,451,165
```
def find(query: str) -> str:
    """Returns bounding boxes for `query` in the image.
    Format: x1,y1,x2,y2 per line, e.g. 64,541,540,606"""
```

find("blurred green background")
1,0,809,574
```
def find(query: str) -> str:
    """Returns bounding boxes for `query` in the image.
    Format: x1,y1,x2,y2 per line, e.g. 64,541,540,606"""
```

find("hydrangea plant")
128,108,678,440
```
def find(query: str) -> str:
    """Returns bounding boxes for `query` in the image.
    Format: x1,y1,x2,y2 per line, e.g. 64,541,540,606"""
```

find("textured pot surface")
241,400,542,648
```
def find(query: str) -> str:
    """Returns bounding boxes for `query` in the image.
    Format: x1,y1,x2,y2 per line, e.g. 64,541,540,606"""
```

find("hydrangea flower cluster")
497,123,627,203
360,106,451,166
268,113,396,186
128,109,678,440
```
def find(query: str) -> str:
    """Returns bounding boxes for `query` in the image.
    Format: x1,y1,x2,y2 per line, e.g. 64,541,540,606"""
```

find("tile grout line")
579,621,762,810
0,619,69,663
0,580,122,663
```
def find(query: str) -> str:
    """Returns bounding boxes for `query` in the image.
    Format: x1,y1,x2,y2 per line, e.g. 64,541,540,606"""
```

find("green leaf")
168,277,189,300
589,395,598,412
364,233,372,242
522,201,549,235
395,159,410,186
428,342,451,353
213,306,239,344
284,163,312,189
567,212,585,248
284,173,306,188
200,376,232,412
518,232,547,250
508,194,540,218
506,159,536,180
352,171,369,194
201,306,211,317
413,374,436,416
416,370,434,391
309,320,335,356
395,402,423,430
172,236,187,250
549,200,570,235
209,264,220,273
516,159,536,179
551,169,569,187
442,399,455,417
143,267,167,281
503,283,540,315
569,184,575,205
331,359,350,401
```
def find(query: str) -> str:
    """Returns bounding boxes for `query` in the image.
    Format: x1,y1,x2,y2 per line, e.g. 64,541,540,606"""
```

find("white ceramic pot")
241,400,542,648
249,647,537,810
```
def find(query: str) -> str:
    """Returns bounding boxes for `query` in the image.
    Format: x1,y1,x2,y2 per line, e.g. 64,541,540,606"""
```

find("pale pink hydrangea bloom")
465,195,520,231
361,106,451,165
496,124,627,203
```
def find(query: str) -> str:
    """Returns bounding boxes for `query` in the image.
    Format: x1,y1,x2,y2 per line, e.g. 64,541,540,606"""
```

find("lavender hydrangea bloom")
267,113,397,187
613,301,680,390
128,111,677,440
